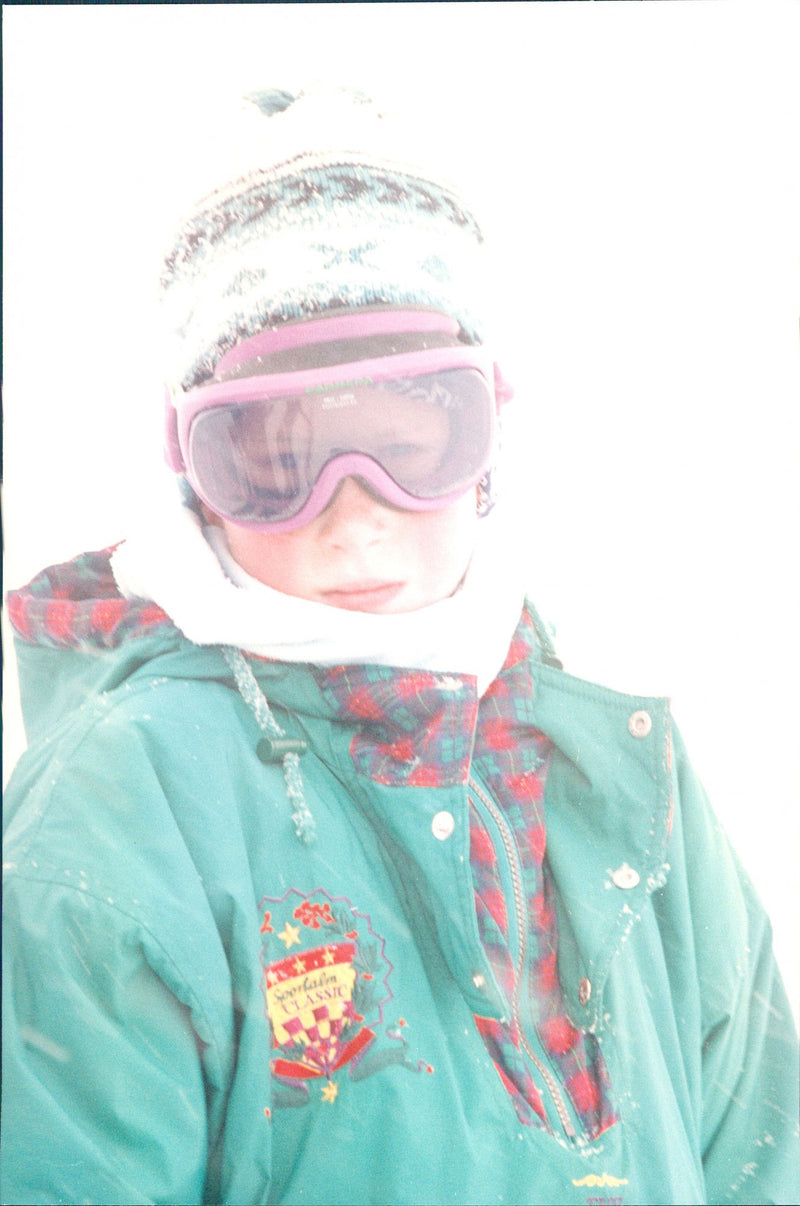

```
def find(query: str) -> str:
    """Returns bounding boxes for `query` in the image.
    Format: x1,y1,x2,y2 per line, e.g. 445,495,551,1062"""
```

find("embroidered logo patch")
259,888,432,1108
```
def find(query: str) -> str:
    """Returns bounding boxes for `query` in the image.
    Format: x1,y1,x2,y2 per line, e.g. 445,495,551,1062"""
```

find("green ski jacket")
3,549,798,1205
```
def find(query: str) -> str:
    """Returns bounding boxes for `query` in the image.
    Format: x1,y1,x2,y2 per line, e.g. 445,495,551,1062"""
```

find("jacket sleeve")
1,874,210,1206
671,726,800,1206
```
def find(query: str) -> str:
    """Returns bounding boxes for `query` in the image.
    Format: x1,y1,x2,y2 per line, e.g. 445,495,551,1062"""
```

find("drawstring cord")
221,646,317,845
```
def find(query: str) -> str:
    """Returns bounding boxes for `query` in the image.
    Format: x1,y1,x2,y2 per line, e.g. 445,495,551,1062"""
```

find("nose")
317,477,391,549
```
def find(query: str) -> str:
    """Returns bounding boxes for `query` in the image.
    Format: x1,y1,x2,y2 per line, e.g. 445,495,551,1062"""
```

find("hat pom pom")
244,88,296,117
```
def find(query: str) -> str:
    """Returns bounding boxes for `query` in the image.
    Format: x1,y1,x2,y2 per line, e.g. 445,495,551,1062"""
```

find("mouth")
321,581,406,611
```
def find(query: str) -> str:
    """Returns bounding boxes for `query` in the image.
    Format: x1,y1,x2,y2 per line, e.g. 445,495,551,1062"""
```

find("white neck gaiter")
111,487,526,696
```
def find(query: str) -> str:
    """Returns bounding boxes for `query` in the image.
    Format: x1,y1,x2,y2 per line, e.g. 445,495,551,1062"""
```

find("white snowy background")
3,3,798,1018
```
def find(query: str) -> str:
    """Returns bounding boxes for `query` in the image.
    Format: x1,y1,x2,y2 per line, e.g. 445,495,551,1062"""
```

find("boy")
3,87,798,1206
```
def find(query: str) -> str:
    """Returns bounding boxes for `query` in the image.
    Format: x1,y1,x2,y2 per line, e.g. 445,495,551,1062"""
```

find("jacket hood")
6,548,181,744
6,540,545,750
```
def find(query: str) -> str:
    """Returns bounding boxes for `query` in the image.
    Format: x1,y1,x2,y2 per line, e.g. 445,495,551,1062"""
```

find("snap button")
628,709,652,738
611,862,640,890
431,810,455,841
472,972,486,989
578,977,592,1006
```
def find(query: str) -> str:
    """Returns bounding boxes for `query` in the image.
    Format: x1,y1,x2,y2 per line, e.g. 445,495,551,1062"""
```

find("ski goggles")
165,310,510,532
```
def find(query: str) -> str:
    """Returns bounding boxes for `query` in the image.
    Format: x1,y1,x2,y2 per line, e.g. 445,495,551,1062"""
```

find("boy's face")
213,478,479,613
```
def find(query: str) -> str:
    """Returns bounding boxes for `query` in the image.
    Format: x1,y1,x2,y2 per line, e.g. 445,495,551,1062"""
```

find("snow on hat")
160,85,489,390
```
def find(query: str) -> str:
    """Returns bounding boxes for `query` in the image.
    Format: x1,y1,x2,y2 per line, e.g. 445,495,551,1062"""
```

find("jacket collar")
289,611,673,1034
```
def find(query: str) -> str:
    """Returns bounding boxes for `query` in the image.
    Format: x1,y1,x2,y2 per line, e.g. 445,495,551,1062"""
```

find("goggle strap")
214,310,462,379
494,362,514,408
164,384,184,472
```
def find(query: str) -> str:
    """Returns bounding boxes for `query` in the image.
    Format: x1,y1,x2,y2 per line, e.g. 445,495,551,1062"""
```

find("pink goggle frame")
165,310,512,532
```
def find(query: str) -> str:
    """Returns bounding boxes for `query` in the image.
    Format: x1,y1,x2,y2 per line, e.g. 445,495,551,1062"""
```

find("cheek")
413,496,478,577
222,525,312,591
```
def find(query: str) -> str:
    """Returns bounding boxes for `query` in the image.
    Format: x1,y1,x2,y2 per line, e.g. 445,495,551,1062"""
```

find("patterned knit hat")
160,86,489,390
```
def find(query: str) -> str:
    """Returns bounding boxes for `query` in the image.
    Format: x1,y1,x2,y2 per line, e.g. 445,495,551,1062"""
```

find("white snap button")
472,972,486,989
578,977,592,1006
431,810,455,841
628,710,652,738
611,863,640,890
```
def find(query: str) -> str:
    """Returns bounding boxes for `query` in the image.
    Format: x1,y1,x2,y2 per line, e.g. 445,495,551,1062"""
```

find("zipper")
469,774,576,1140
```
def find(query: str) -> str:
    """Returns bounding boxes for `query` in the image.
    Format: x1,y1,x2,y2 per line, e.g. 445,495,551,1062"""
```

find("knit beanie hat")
160,86,490,391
